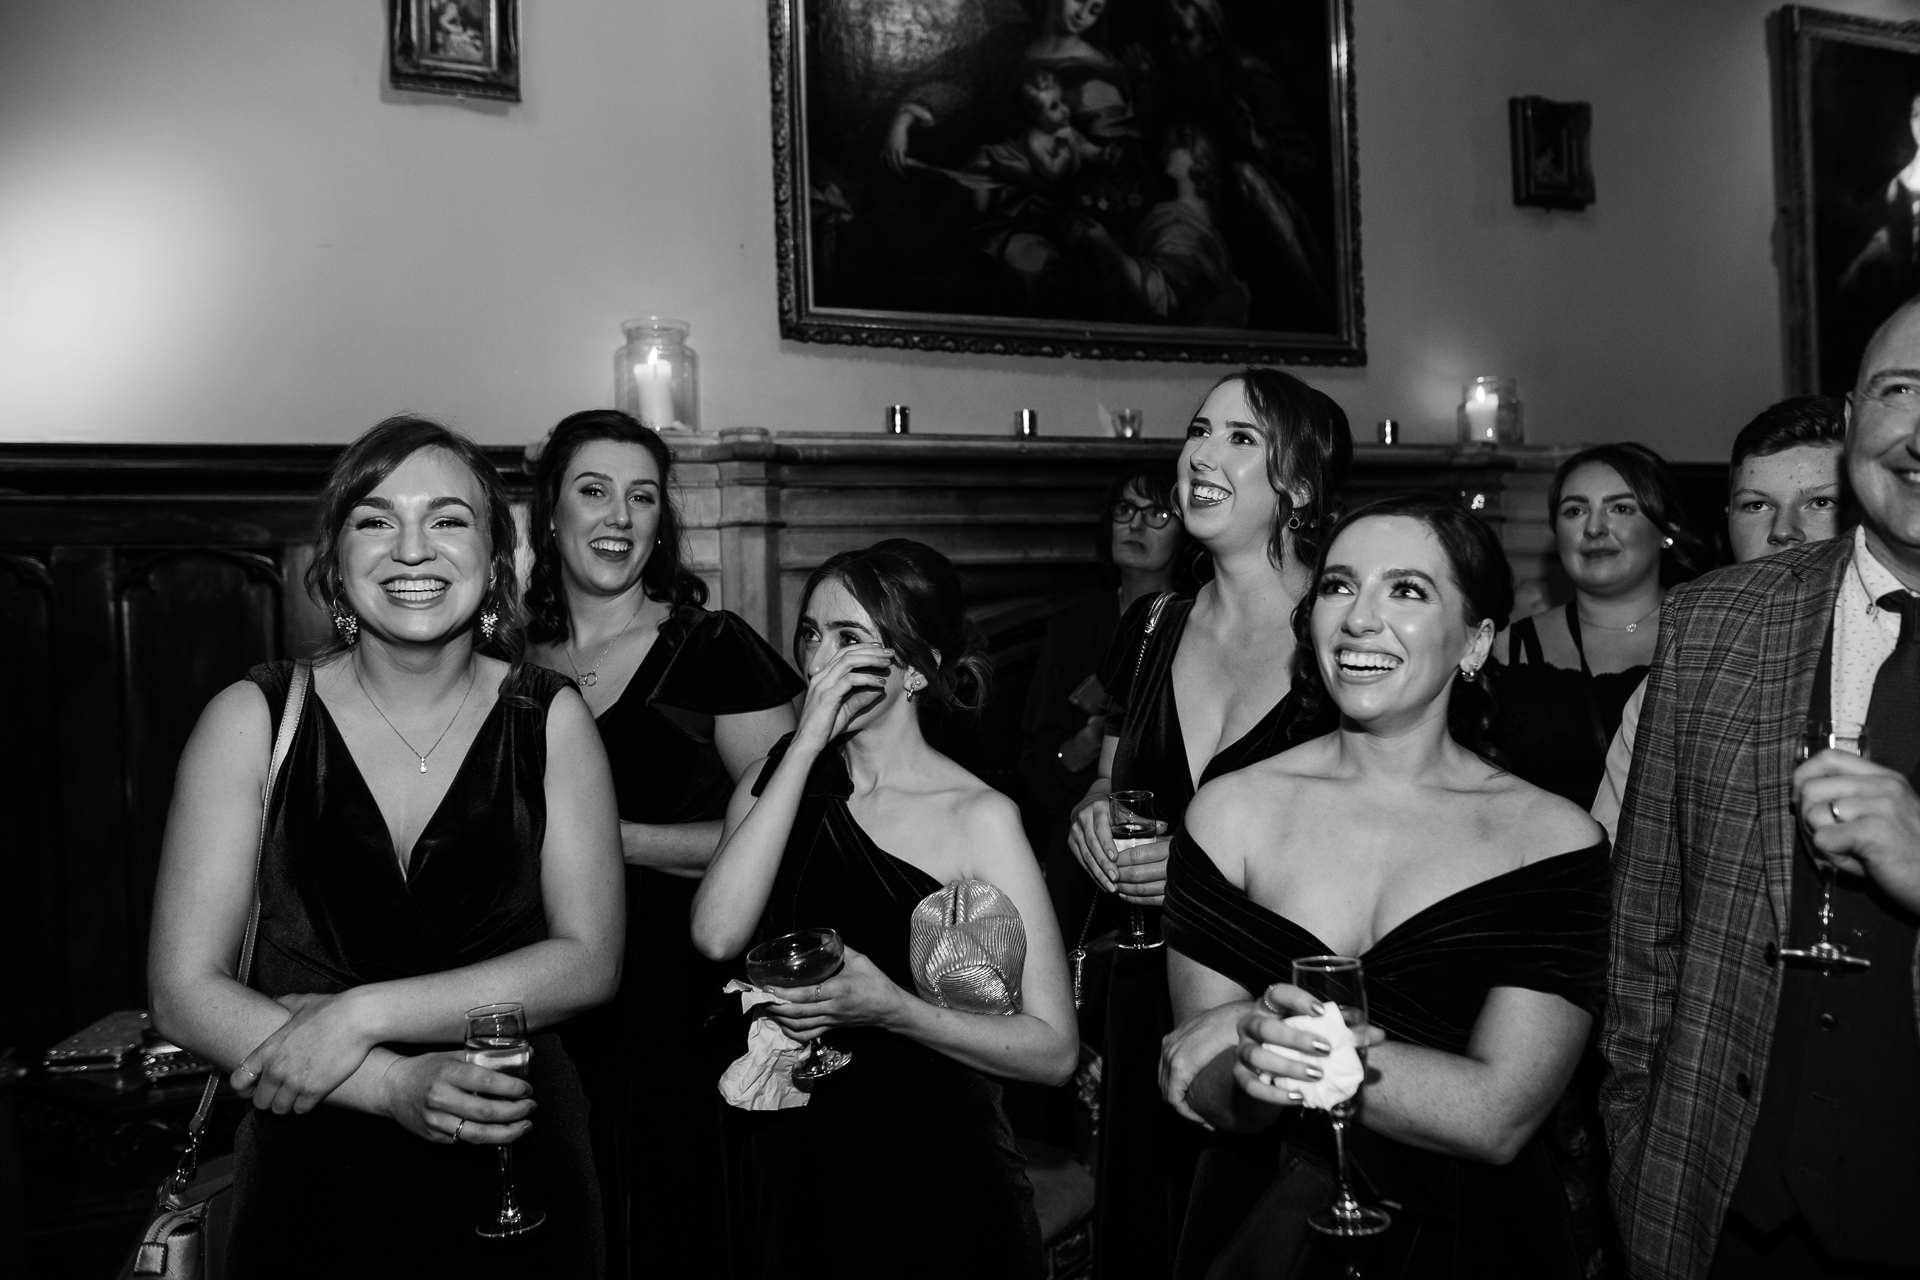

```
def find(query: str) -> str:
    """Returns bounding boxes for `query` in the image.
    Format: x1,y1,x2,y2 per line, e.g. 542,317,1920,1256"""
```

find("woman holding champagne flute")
1063,368,1351,1279
147,418,624,1276
691,539,1077,1278
1159,495,1608,1277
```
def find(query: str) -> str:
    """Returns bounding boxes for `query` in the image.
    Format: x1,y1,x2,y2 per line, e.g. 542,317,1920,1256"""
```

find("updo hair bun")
793,539,992,717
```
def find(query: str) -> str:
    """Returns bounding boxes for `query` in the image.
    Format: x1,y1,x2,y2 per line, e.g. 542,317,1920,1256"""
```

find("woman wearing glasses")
1019,463,1190,936
1064,369,1352,1280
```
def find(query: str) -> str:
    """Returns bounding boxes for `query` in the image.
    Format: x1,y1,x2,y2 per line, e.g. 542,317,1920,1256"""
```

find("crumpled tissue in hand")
1263,1002,1365,1111
718,980,810,1111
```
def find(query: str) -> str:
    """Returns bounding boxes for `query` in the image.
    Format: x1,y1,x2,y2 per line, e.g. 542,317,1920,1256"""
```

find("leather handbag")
118,660,311,1280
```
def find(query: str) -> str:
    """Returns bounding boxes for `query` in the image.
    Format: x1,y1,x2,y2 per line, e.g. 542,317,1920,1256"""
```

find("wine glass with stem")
747,927,852,1081
1289,955,1392,1238
1779,719,1873,971
1110,791,1162,951
464,1002,545,1237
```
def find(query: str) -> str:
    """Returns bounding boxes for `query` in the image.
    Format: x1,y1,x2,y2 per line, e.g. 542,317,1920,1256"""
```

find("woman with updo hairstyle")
148,416,623,1275
522,408,802,1279
692,539,1077,1278
1065,367,1351,1280
1160,493,1607,1278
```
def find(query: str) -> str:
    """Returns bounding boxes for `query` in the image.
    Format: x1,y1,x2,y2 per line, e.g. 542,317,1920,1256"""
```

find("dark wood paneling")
0,555,62,1052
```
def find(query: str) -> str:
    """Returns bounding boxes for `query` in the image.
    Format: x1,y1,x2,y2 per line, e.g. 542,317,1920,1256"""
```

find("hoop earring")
1286,514,1305,531
480,609,498,642
332,604,359,647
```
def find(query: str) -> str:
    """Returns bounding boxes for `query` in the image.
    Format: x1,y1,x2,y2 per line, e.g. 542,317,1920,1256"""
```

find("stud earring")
480,609,498,642
1662,535,1675,548
1459,662,1481,681
332,605,359,646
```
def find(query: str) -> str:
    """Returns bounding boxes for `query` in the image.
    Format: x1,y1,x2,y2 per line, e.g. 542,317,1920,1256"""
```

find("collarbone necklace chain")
566,603,643,687
1578,600,1661,634
353,655,477,774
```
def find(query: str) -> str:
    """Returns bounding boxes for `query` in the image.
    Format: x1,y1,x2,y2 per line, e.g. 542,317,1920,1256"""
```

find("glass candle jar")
1456,377,1522,448
615,317,699,433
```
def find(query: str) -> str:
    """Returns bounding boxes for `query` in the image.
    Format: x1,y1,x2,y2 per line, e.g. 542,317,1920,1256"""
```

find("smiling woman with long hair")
146,416,623,1277
522,408,802,1279
1160,494,1607,1278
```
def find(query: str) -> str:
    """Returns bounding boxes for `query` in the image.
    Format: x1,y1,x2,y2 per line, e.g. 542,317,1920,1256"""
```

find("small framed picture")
1508,97,1594,211
388,0,520,102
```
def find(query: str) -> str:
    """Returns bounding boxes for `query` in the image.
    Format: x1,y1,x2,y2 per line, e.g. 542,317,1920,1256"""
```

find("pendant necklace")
565,605,642,688
354,656,477,774
1578,601,1661,634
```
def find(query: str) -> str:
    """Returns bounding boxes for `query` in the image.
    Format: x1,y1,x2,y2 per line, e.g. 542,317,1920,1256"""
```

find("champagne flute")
747,927,852,1081
1290,955,1391,1238
1780,719,1873,971
1110,790,1162,951
465,1002,545,1237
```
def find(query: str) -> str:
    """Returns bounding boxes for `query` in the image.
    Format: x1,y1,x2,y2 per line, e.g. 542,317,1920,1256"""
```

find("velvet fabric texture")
225,660,601,1279
567,606,804,1280
1090,593,1300,1280
719,734,1044,1280
1161,831,1611,1280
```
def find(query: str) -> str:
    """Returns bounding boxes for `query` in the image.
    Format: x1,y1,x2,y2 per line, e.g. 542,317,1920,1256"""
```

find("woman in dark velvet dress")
1162,495,1608,1280
524,411,802,1279
691,540,1078,1279
1062,369,1351,1280
148,418,623,1277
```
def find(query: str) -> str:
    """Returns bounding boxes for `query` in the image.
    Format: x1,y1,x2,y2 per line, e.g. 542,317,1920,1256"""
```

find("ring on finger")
1828,799,1843,825
453,1119,467,1143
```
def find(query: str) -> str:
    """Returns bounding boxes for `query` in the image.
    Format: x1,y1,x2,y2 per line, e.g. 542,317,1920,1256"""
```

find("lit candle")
635,348,675,430
1462,384,1499,445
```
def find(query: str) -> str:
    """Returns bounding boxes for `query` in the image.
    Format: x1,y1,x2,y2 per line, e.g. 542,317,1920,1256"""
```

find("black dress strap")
1510,615,1545,666
1563,603,1611,761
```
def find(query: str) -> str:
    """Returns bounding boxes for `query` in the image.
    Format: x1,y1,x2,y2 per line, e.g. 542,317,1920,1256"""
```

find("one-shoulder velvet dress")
1092,593,1301,1280
566,605,804,1280
224,660,601,1279
719,735,1044,1279
1161,830,1610,1280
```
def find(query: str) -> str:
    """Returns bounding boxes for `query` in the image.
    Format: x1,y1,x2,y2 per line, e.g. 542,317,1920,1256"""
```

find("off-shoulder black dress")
225,661,601,1278
720,736,1044,1279
1162,831,1610,1280
1091,593,1301,1280
571,605,804,1280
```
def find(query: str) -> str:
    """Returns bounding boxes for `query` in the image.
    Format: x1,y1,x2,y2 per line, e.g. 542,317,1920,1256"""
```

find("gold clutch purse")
909,880,1027,1015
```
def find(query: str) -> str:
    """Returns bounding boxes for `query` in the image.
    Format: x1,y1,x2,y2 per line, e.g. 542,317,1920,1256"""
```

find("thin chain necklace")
1578,600,1661,634
565,604,643,687
353,655,477,774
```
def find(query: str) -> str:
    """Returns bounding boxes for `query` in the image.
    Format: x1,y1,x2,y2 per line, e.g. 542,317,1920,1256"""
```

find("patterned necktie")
1869,591,1920,779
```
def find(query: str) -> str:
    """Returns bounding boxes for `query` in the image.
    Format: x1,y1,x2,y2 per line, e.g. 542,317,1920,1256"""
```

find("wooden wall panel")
0,555,62,1051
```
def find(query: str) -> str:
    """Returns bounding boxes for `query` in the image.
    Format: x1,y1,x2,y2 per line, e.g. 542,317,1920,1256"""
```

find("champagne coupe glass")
1110,790,1162,951
465,1002,545,1237
746,927,852,1081
1290,955,1392,1238
1780,720,1873,971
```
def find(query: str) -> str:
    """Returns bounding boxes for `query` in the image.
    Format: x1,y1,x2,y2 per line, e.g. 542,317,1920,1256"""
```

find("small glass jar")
615,317,699,433
1456,377,1522,448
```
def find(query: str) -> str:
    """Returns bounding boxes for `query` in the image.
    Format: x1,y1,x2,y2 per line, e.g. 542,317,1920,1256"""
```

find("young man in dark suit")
1603,298,1920,1279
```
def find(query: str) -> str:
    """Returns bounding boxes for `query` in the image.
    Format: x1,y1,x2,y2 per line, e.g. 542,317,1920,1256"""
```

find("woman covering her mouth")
1159,494,1607,1278
1064,368,1351,1280
523,409,805,1279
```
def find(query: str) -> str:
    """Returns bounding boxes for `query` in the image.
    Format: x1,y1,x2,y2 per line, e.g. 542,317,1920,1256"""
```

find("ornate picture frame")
767,0,1364,364
388,0,521,103
1770,5,1920,394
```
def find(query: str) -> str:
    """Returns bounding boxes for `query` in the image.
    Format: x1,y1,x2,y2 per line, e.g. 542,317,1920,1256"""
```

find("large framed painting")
1771,5,1920,393
767,0,1364,364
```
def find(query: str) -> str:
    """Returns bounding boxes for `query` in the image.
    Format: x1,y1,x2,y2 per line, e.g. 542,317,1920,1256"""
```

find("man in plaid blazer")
1602,300,1920,1279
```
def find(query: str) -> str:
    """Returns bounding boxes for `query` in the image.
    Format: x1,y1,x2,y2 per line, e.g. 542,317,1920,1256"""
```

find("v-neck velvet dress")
224,660,601,1279
1162,832,1610,1280
568,605,804,1280
1091,593,1301,1280
720,735,1044,1279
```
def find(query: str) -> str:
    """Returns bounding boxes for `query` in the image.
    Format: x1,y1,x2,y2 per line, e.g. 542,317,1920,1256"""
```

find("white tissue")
1264,1002,1366,1111
717,980,811,1111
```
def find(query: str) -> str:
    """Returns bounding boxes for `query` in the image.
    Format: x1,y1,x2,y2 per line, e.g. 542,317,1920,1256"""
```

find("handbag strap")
170,659,312,1193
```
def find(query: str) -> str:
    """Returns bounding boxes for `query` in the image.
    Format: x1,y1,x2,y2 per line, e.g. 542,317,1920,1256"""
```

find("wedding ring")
453,1119,467,1143
1828,800,1843,825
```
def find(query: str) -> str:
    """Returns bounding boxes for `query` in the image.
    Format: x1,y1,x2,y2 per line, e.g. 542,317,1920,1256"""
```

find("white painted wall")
0,0,1910,457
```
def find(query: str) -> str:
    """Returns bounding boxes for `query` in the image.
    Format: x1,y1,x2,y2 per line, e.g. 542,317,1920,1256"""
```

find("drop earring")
1459,662,1481,681
332,604,359,646
480,609,498,642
